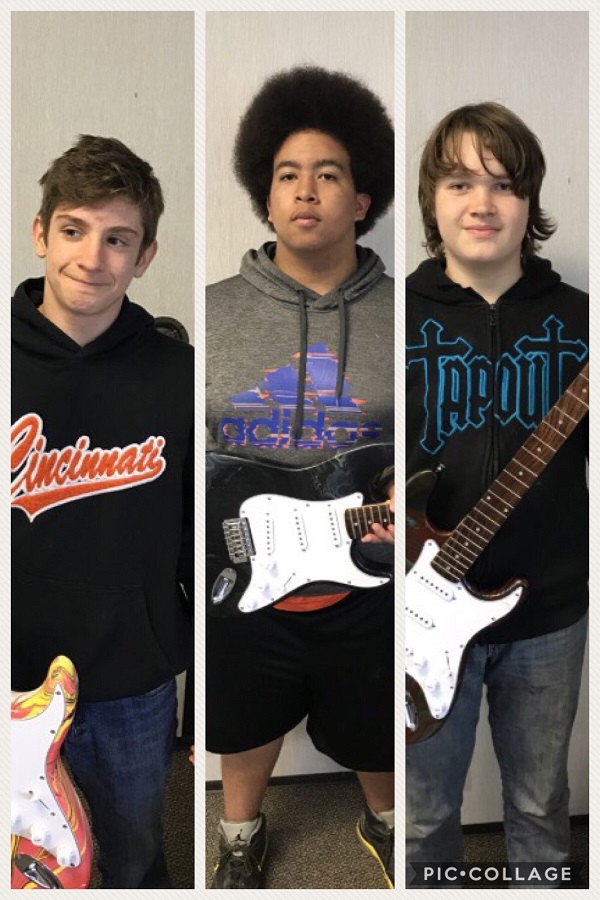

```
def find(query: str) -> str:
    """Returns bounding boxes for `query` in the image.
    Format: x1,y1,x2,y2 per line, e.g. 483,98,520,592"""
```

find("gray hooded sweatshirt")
206,242,394,467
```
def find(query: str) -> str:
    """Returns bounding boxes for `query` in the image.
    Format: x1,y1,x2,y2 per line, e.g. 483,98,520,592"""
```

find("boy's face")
33,197,156,336
434,132,529,279
266,130,370,257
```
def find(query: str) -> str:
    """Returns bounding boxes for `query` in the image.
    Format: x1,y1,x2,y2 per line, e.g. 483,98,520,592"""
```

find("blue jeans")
406,615,587,888
64,679,177,888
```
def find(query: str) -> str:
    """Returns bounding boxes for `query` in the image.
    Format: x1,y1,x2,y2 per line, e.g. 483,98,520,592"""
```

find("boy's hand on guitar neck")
361,482,395,545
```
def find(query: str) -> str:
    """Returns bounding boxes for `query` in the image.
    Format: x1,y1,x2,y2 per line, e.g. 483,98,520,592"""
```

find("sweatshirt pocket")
12,574,173,701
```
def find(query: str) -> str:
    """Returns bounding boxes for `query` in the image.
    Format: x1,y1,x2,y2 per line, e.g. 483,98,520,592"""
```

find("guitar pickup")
223,517,255,564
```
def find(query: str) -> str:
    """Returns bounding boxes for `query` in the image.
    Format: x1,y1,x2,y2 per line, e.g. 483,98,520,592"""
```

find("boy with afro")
206,66,395,889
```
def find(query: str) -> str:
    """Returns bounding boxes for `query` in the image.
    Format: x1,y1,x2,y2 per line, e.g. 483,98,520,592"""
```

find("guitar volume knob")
30,822,50,847
57,844,79,868
10,804,23,832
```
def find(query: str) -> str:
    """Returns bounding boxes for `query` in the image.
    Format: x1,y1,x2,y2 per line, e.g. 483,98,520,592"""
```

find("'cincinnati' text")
11,413,167,521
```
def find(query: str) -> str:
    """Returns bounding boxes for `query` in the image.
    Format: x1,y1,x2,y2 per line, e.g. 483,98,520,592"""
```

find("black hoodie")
406,257,588,641
11,278,194,700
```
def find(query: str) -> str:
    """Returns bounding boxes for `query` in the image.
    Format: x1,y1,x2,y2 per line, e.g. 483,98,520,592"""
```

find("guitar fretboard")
345,502,394,539
433,362,589,582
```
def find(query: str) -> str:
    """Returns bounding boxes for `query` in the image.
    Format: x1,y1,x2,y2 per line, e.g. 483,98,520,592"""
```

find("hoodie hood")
12,277,156,362
239,242,386,309
406,255,562,306
238,243,387,442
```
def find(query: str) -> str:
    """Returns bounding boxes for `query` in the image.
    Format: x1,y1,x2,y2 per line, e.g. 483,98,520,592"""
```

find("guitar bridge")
223,518,255,564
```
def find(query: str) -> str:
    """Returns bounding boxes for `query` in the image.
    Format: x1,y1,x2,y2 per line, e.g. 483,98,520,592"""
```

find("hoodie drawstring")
293,289,348,447
293,291,309,445
335,291,347,403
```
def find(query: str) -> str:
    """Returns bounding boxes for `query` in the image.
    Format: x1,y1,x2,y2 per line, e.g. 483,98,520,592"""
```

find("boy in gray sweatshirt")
206,66,395,889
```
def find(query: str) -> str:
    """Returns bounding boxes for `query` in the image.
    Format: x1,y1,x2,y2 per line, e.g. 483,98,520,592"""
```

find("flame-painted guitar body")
11,656,92,889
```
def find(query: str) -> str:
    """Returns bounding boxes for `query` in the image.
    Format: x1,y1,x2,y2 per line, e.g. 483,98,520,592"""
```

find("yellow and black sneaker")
357,806,394,888
211,813,268,889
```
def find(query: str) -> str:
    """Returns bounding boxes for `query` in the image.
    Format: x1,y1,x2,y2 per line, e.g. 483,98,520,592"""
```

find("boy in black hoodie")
11,136,194,888
206,67,395,889
406,103,588,887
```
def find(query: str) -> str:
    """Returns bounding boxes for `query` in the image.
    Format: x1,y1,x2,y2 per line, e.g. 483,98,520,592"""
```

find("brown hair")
418,102,556,258
38,135,164,256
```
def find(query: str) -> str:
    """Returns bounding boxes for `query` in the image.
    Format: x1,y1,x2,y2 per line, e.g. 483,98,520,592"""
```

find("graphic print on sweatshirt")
407,315,588,454
11,413,167,521
219,342,383,450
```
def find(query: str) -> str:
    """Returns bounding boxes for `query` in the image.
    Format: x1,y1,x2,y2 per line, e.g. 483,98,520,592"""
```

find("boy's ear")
32,217,47,258
354,193,371,223
134,240,158,277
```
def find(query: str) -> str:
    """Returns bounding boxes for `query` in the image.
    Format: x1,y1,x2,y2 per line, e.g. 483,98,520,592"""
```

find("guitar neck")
345,502,393,539
434,362,589,582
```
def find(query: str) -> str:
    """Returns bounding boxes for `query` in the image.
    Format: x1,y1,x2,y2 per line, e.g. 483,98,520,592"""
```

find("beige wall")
406,10,589,823
12,11,194,335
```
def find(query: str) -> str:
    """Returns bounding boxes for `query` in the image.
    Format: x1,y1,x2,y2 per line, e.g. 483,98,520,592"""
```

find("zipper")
487,302,500,484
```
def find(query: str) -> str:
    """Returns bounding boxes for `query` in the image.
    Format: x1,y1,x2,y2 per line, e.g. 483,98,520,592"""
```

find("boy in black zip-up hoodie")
11,136,194,888
406,103,588,887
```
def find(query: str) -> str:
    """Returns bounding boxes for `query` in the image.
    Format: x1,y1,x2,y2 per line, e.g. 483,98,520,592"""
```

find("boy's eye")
63,227,81,238
495,182,514,192
108,235,128,247
319,172,337,181
280,172,296,182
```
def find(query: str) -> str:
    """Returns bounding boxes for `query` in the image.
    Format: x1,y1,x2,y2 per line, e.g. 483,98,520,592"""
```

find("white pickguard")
11,684,81,867
406,540,524,723
238,492,390,612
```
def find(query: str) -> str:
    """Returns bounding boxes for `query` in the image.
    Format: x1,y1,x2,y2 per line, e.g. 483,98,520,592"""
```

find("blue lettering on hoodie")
407,315,588,454
219,342,383,449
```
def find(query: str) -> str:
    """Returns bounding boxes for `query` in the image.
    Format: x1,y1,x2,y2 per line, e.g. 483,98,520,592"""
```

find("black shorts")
205,583,394,772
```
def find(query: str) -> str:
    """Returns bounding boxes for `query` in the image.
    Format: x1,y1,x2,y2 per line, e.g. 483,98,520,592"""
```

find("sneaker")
211,813,268,889
357,806,394,888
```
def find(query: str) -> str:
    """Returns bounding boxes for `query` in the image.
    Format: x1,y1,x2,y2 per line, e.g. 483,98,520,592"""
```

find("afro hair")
233,65,394,238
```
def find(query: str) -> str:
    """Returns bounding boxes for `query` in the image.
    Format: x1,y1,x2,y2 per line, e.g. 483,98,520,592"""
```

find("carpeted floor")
206,777,588,890
206,777,391,890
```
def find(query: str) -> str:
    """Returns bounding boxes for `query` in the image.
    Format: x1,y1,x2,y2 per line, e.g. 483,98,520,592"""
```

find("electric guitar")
11,655,92,889
406,362,589,743
206,442,394,616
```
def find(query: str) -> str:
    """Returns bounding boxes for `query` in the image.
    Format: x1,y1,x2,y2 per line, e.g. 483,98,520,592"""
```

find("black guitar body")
206,443,393,617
